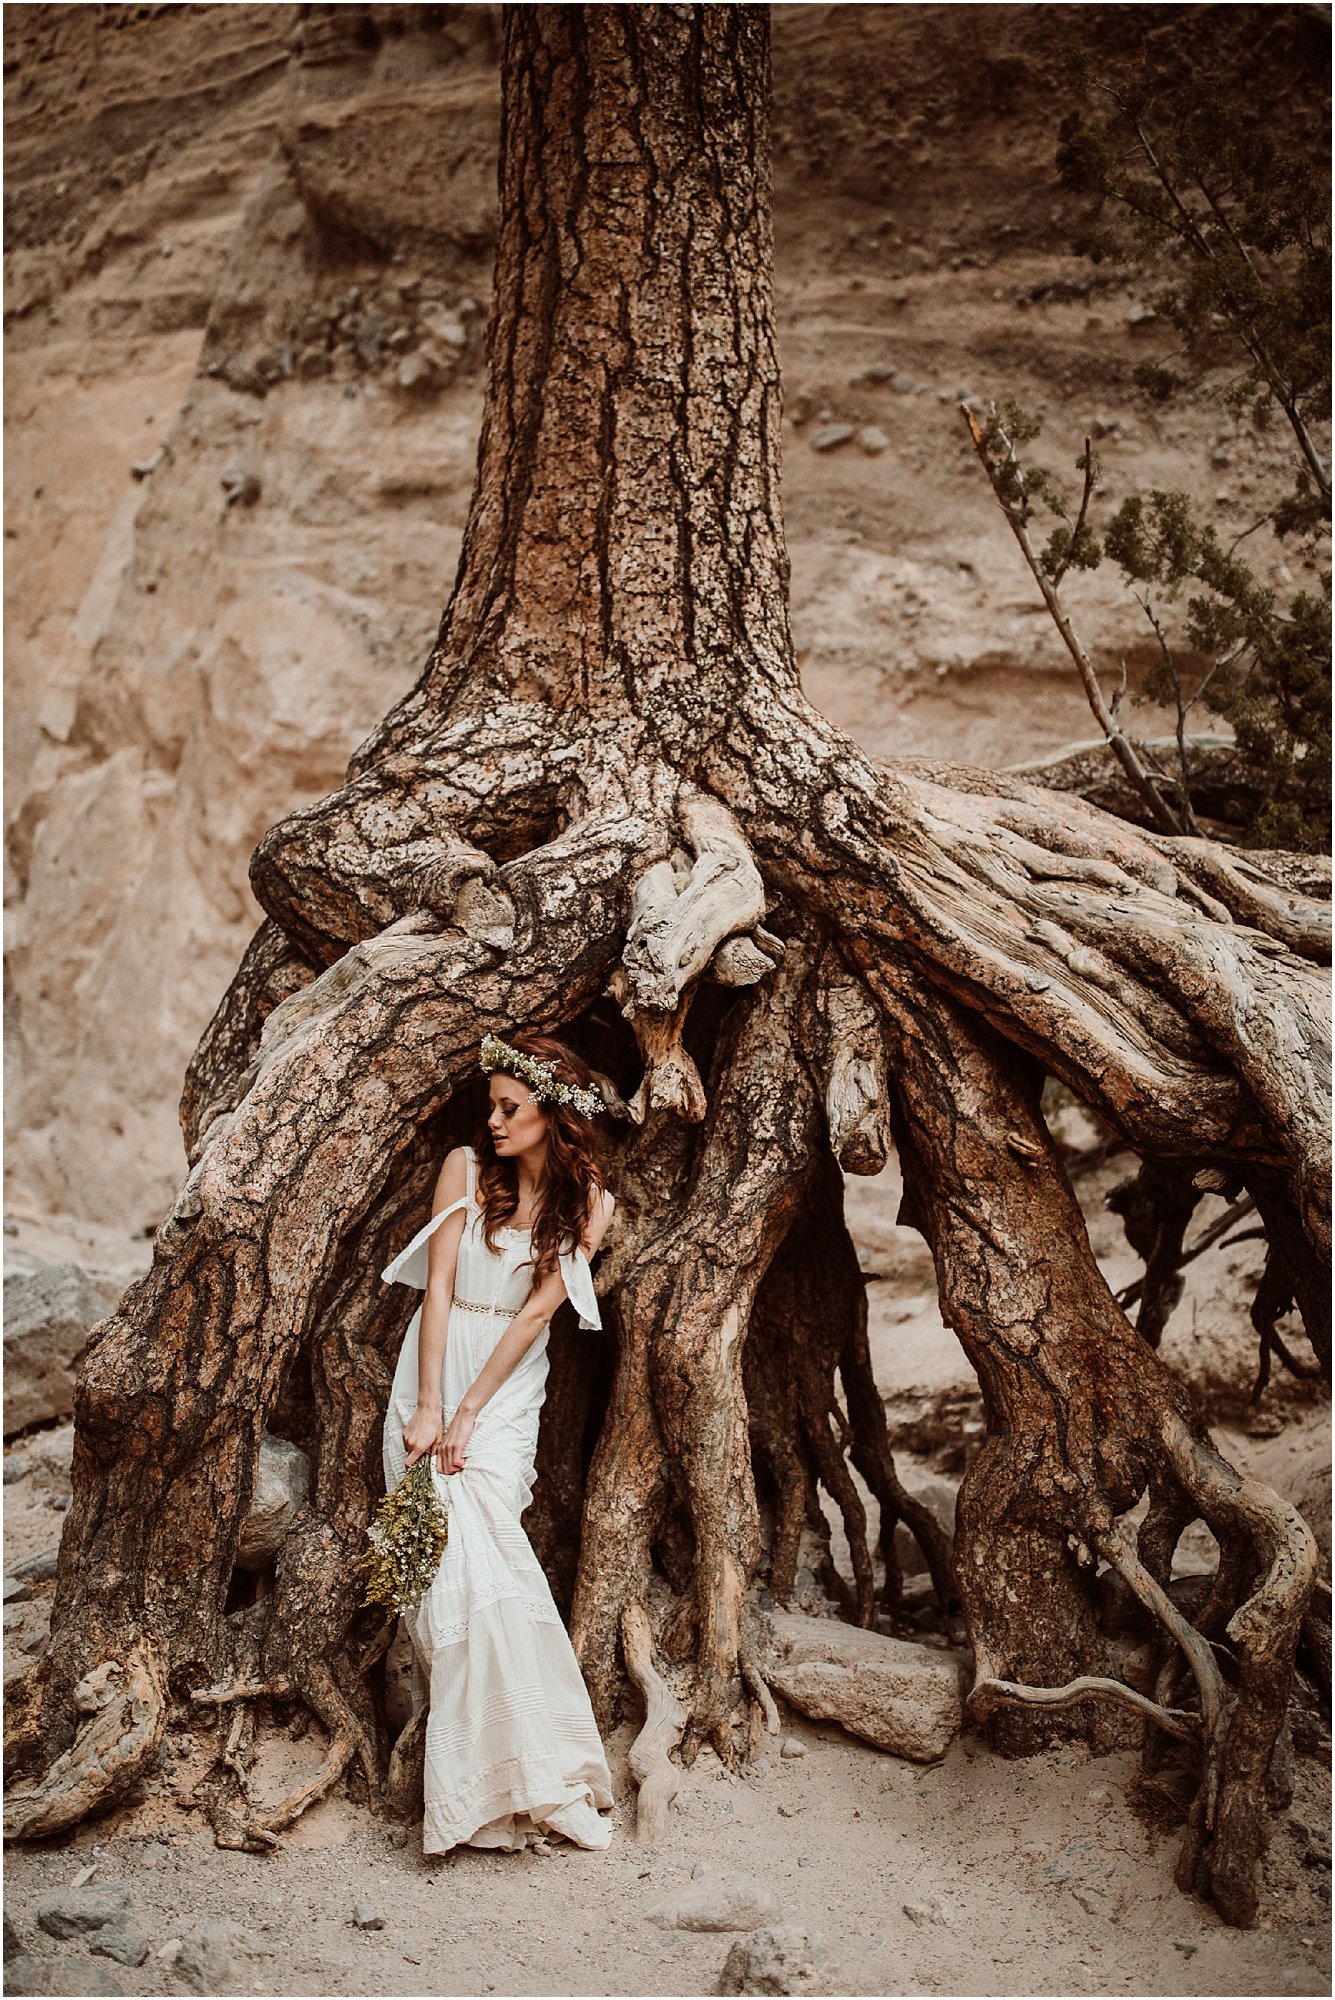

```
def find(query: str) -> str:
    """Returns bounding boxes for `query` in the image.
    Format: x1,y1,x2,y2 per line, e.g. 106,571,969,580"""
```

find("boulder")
13,1547,60,1584
891,1473,957,1580
91,1928,150,1967
765,1612,968,1760
6,1957,125,1997
173,1922,265,1995
396,352,439,396
647,1872,782,1933
717,1926,841,1996
36,1886,133,1939
3,1264,120,1435
234,1432,310,1570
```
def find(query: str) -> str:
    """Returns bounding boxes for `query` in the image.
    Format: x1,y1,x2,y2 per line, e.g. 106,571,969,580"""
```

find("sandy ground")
0,1727,1330,2000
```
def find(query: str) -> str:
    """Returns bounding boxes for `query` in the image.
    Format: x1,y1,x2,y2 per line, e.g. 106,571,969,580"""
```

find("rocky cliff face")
4,3,1317,1233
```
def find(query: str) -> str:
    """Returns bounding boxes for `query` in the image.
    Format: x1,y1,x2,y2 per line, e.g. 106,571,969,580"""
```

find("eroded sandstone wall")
5,3,1317,1232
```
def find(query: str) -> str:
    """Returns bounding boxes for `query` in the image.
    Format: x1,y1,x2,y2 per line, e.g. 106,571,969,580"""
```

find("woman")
381,1029,616,1854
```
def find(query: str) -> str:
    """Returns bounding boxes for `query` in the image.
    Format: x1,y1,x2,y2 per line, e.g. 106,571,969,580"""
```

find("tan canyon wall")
5,3,1318,1233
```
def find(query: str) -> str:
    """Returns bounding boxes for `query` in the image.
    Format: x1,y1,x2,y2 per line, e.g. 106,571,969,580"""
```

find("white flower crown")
479,1032,602,1119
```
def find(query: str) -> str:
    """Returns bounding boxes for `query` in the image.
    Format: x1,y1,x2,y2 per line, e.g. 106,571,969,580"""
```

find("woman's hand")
439,1403,477,1475
403,1400,443,1472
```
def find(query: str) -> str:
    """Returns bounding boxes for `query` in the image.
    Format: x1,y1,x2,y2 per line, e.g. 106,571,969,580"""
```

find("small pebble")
780,1737,805,1759
353,1905,384,1931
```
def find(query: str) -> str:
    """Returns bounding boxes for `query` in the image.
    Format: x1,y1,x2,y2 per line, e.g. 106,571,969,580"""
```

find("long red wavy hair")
473,1032,608,1281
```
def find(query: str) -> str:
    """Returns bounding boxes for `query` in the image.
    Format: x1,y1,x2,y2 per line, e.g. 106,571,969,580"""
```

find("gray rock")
173,1922,264,1994
648,1872,782,1934
3,1454,29,1483
856,426,890,455
890,374,917,394
354,313,386,366
13,1547,60,1583
4,1911,21,1959
862,365,894,384
766,1611,968,1761
353,1905,385,1931
779,1737,805,1759
234,1433,310,1570
36,1886,132,1939
220,463,261,509
808,424,855,453
4,1574,31,1603
91,1928,150,1967
396,352,439,396
891,1473,957,1580
3,1953,47,1996
717,1926,840,1995
3,1264,120,1435
64,1966,127,1997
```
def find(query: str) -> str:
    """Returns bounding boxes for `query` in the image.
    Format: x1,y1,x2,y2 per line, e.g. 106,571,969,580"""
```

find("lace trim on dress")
419,1590,565,1650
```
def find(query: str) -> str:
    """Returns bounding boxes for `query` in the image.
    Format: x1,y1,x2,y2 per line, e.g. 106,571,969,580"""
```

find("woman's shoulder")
432,1146,471,1204
582,1180,615,1250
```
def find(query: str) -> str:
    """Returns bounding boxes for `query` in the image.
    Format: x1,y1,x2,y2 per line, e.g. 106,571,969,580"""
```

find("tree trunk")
7,2,1326,1930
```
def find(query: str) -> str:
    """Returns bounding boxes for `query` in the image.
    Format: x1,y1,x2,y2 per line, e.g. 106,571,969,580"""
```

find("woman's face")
487,1073,549,1157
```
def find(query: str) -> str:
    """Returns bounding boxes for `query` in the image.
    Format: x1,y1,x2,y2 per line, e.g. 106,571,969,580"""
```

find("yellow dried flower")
358,1455,449,1615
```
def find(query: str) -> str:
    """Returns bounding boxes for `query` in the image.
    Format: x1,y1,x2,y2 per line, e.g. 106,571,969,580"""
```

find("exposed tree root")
970,1674,1202,1742
385,1705,428,1822
3,1641,167,1841
622,1602,686,1842
864,955,1318,1920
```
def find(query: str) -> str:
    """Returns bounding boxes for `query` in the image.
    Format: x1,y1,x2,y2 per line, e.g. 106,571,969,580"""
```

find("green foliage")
1056,70,1330,465
1044,39,1332,851
1104,492,1331,845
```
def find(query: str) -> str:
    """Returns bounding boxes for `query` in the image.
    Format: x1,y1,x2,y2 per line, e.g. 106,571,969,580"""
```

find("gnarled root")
385,1704,429,1822
622,1602,686,1842
871,955,1316,1922
1159,1414,1319,1926
3,1640,167,1840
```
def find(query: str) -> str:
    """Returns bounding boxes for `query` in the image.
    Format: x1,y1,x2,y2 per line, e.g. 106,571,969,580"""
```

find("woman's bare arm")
403,1147,470,1471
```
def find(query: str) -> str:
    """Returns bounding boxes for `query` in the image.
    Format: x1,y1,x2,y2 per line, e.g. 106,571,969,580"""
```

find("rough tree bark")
6,4,1327,1929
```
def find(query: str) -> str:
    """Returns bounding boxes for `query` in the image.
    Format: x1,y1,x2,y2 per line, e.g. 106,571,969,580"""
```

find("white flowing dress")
381,1144,614,1854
